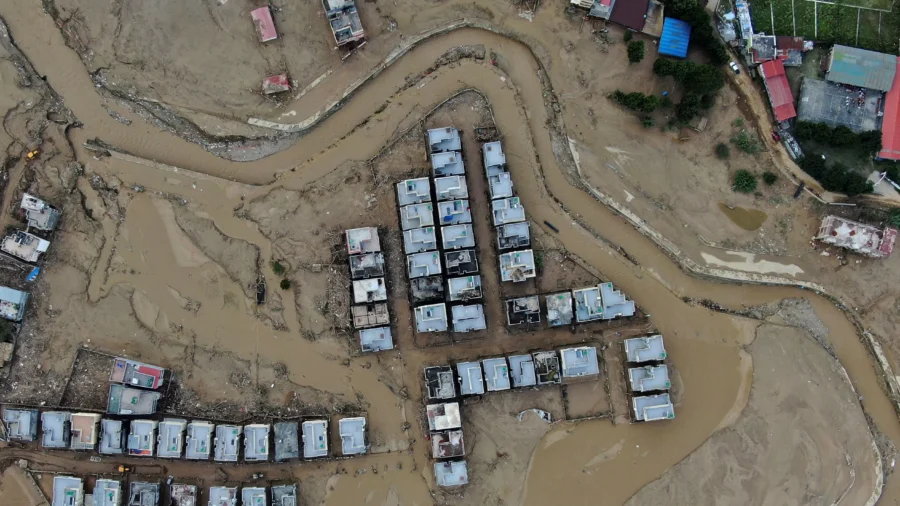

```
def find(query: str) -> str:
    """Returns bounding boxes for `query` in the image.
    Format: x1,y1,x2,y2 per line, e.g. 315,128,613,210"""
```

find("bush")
653,58,677,76
732,118,744,128
888,208,900,228
762,171,778,185
627,40,645,64
733,170,757,193
715,143,730,159
676,92,702,122
280,279,292,290
610,90,661,113
730,131,761,154
271,261,286,275
642,116,655,128
831,125,856,146
623,30,633,42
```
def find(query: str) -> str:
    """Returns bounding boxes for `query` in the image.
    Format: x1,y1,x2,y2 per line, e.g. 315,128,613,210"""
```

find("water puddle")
718,202,768,231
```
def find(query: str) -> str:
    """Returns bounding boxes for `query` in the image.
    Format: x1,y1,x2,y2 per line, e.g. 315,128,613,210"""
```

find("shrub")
642,116,655,128
730,131,761,154
676,93,702,122
610,90,661,113
887,208,900,228
627,40,645,64
732,118,744,128
715,143,730,159
653,58,677,76
623,30,634,42
733,170,757,193
762,171,778,185
280,279,292,290
830,125,856,146
271,261,286,275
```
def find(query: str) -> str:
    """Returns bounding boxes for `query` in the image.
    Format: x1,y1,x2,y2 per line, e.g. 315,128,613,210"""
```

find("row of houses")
51,477,297,506
504,282,635,327
3,407,368,461
624,335,674,422
345,227,395,352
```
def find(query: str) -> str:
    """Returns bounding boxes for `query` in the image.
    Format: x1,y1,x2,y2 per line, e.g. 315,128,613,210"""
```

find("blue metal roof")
659,17,691,58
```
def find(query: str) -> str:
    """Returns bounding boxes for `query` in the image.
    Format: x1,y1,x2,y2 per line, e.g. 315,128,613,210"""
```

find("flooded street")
0,0,898,503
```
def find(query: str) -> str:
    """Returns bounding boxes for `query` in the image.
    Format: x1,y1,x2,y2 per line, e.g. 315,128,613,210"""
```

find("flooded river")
2,0,898,503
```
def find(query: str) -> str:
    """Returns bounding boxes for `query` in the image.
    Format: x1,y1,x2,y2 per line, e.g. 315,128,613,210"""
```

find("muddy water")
1,1,898,504
718,202,768,231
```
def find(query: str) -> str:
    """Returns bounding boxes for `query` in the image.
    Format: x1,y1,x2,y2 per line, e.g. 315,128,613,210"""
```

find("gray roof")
573,283,635,322
352,277,386,304
3,407,38,441
274,422,300,461
244,424,270,461
109,357,165,389
546,292,573,326
169,484,196,506
242,487,267,506
482,357,511,391
633,393,675,421
431,151,465,176
506,296,540,325
451,304,486,332
214,425,241,462
426,402,461,430
52,476,83,506
0,285,28,321
351,302,389,328
427,127,462,153
99,419,125,454
492,197,526,226
560,347,600,378
93,479,122,506
499,250,536,282
107,384,161,415
185,421,214,460
21,193,61,231
573,286,603,322
127,420,157,457
41,411,71,448
345,227,381,255
339,417,367,455
434,461,469,487
349,252,385,279
396,178,432,206
437,200,472,225
411,275,445,304
441,224,475,250
408,251,442,278
403,227,437,254
431,429,465,459
497,222,531,250
628,365,671,392
444,249,478,276
624,335,667,363
488,172,513,199
533,351,561,385
508,354,537,387
400,203,435,231
425,366,457,400
302,420,328,458
599,282,635,319
447,275,482,302
415,303,448,333
482,141,506,173
827,45,897,92
271,485,298,506
127,482,159,506
208,486,237,506
156,419,186,458
434,176,469,201
457,361,485,395
359,326,394,352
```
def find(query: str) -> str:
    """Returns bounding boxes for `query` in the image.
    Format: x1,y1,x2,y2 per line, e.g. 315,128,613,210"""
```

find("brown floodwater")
0,0,896,503
718,202,768,231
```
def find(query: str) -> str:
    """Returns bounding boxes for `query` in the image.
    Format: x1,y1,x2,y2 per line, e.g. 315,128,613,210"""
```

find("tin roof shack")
425,366,457,400
445,250,478,276
497,222,531,250
816,216,896,258
214,425,242,462
400,203,435,230
70,412,101,450
396,178,432,206
488,172,514,199
349,252,385,279
499,250,536,282
404,227,437,253
506,296,540,325
352,278,386,303
482,357,511,392
110,358,165,390
431,151,465,176
41,411,71,448
482,141,507,176
442,224,476,250
107,384,161,415
533,351,561,385
94,479,122,506
351,302,389,328
127,420,157,457
2,407,38,441
346,227,381,255
156,419,186,458
431,429,465,459
427,127,462,153
169,484,196,506
426,402,462,430
244,424,270,461
274,422,300,461
21,193,61,231
434,461,469,487
207,487,237,506
185,421,214,460
826,45,897,92
411,275,445,303
242,487,267,506
632,393,675,421
262,74,291,95
451,304,486,332
415,303,448,332
447,275,482,302
0,286,28,321
250,6,278,42
53,476,84,506
339,417,367,455
628,365,671,392
437,200,472,225
560,347,600,380
127,482,158,506
408,251,442,279
492,197,526,226
434,176,469,201
624,335,667,363
271,485,297,506
302,420,329,458
456,361,486,395
658,17,691,58
99,419,125,454
2,229,49,263
508,354,537,387
359,326,394,352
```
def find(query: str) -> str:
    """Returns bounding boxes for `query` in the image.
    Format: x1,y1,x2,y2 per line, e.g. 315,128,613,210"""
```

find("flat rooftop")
434,176,469,201
185,421,214,460
52,476,83,506
127,420,156,457
109,357,165,389
0,285,27,321
408,251,442,279
352,302,389,328
442,224,476,250
244,424,270,461
546,293,574,327
242,487,267,506
107,384,161,415
1,230,49,263
451,304,486,332
411,275,444,303
447,275,482,302
427,127,462,153
208,486,237,506
359,326,394,352
457,361,486,395
445,250,478,276
271,485,297,506
352,277,387,304
274,422,300,461
346,227,380,255
817,215,896,258
492,197,526,226
415,303,448,333
214,425,241,462
506,296,540,325
633,393,675,422
434,461,469,487
3,407,38,441
437,200,472,225
156,418,186,458
302,420,328,458
482,141,506,173
431,429,465,459
94,479,122,506
573,286,603,322
488,172,513,199
400,203,435,231
483,357,511,391
397,178,432,206
404,227,438,254
41,411,71,448
629,365,671,392
624,335,667,363
560,347,600,378
497,222,531,250
339,417,367,455
508,354,537,387
169,484,196,506
533,351,561,385
425,366,457,400
349,252,385,279
499,249,536,282
70,412,100,450
798,77,881,133
426,402,461,431
99,419,125,454
127,482,159,506
21,193,60,231
431,151,465,176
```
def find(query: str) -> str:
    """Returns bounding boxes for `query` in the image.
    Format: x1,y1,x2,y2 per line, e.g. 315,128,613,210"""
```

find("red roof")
881,228,898,256
760,60,797,122
775,36,804,50
251,7,278,42
609,0,651,31
262,74,290,94
879,60,900,160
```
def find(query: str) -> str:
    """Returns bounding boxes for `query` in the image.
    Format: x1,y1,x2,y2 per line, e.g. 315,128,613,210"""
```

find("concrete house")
169,484,196,506
457,361,485,395
52,476,84,506
628,365,671,392
351,302,389,328
573,285,604,323
444,249,478,276
482,141,507,176
99,419,125,454
69,412,101,451
431,151,465,176
93,479,122,506
499,250,536,282
506,296,540,325
109,357,165,389
427,127,462,153
411,275,445,303
21,193,61,231
431,429,465,459
415,303,448,333
349,252,385,279
323,0,365,47
126,419,157,457
404,227,438,253
0,286,28,321
497,222,531,250
274,422,300,461
424,365,457,400
408,251,442,278
436,200,472,225
546,292,573,327
426,402,461,431
346,227,381,255
271,485,297,506
185,421,214,460
624,335,667,363
560,347,600,379
339,417,367,455
359,326,394,352
447,275,482,302
396,178,432,206
482,357,511,392
127,482,158,506
156,419,186,458
533,351,561,385
488,172,513,199
107,384,161,415
492,197,526,226
1,229,50,263
434,176,469,201
598,282,635,320
434,461,469,487
441,224,475,250
41,411,71,449
400,203,434,231
208,486,237,506
214,425,242,462
2,407,38,441
302,420,329,458
451,304,486,332
633,393,675,422
244,424,270,461
242,487,267,506
351,277,387,304
508,354,537,387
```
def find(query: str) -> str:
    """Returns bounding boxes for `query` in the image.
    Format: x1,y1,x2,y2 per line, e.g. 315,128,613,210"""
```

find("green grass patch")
794,0,818,38
816,3,857,45
834,0,892,11
749,0,774,33
857,10,886,49
773,0,796,33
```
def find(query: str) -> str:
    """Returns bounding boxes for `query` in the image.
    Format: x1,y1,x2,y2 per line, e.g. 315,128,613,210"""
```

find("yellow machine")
26,150,39,160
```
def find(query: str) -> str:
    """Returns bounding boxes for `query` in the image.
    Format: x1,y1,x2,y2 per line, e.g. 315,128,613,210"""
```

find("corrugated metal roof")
609,0,650,31
879,60,900,160
658,18,690,58
760,60,797,122
826,44,897,92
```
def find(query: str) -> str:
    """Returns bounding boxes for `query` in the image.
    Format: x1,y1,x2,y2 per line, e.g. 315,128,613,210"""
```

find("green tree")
623,30,634,42
715,143,730,159
271,261,286,275
676,92,702,122
642,116,655,128
858,130,883,154
830,125,856,146
627,40,646,64
730,131,761,154
733,170,757,193
280,279,292,290
762,171,778,185
653,58,676,76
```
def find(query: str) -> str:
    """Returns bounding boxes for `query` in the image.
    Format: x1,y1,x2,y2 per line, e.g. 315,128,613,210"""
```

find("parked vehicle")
729,61,741,74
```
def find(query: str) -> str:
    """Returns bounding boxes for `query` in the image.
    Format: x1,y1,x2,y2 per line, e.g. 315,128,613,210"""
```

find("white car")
729,61,741,74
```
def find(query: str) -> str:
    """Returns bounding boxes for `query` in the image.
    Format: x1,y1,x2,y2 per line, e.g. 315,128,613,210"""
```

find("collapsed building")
816,215,896,258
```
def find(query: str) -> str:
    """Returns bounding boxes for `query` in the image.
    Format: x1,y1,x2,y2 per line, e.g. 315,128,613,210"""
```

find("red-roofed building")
251,7,278,43
879,60,900,160
609,0,650,31
759,60,797,122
